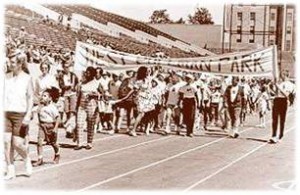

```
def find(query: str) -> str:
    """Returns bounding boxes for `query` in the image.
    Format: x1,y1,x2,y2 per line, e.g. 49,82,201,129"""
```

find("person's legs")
12,135,32,176
4,132,15,180
272,99,280,138
75,107,87,149
86,102,97,148
33,127,45,167
279,99,288,140
165,106,172,133
130,112,145,136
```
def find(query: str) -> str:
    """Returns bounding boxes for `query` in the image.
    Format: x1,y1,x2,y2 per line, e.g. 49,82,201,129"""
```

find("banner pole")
272,45,279,80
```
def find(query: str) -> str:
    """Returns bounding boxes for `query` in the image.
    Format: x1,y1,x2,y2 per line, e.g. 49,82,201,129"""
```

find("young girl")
33,87,61,167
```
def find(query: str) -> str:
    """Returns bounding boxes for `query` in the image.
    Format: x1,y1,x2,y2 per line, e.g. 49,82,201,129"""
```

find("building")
223,4,295,75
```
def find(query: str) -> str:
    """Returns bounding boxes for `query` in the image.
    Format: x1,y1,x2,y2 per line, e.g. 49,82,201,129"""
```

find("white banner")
74,41,277,77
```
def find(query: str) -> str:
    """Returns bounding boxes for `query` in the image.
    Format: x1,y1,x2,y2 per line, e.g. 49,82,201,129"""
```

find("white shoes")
4,165,16,180
269,137,278,144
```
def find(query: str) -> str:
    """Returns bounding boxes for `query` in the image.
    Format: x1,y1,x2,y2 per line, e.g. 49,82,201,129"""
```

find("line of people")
4,48,296,180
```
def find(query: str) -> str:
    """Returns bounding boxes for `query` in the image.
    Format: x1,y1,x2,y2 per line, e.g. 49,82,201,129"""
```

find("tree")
149,9,173,24
175,17,185,24
188,7,214,24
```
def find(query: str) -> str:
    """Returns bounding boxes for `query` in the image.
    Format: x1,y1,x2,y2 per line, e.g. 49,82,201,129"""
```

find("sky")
92,1,223,25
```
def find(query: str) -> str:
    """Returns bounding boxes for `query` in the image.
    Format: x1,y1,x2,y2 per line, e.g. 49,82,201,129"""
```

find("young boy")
255,86,270,128
33,87,61,167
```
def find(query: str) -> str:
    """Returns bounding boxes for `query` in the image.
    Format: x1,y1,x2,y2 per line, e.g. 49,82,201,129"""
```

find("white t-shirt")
166,81,186,105
211,91,221,103
39,103,60,123
98,77,111,91
277,80,295,98
4,71,33,113
230,86,239,102
36,74,58,95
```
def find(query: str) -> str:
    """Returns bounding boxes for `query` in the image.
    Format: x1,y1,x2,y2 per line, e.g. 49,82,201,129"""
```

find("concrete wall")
149,24,222,49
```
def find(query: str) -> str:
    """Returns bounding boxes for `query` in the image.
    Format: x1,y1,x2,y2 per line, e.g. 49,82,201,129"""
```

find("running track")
5,109,295,191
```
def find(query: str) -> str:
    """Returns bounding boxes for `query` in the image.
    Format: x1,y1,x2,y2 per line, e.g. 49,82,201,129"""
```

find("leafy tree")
188,7,214,24
149,9,173,24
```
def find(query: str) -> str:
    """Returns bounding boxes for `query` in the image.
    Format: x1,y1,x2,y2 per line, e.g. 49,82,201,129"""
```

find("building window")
286,40,291,51
269,39,274,45
237,12,242,20
236,34,242,43
250,12,256,20
237,25,242,34
287,26,291,34
269,26,275,34
250,26,255,34
271,13,276,20
249,35,255,43
287,13,293,21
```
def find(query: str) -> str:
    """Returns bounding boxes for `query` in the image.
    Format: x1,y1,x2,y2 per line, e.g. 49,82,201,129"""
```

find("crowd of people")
3,28,296,180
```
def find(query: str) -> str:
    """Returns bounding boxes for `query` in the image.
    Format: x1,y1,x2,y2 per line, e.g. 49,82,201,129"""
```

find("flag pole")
272,45,279,80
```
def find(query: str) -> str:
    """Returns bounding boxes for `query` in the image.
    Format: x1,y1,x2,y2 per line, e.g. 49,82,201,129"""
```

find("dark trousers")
210,103,219,122
203,100,211,127
182,98,196,135
272,97,288,139
154,104,162,128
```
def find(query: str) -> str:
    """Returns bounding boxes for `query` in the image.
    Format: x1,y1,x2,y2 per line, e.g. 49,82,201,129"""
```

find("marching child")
255,86,270,128
32,87,61,167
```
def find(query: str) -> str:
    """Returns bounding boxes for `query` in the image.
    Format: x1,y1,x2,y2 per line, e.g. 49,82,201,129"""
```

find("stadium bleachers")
5,5,202,58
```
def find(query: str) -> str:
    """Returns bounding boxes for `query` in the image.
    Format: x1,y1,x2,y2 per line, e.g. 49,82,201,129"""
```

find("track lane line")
183,126,295,191
76,111,294,191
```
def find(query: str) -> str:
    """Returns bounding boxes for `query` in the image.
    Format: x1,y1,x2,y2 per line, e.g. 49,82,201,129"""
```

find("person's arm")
178,92,183,109
53,115,60,133
23,77,34,124
195,92,199,109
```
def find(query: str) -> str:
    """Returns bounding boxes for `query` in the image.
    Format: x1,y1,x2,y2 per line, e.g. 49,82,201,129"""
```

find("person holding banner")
269,70,295,143
128,66,157,137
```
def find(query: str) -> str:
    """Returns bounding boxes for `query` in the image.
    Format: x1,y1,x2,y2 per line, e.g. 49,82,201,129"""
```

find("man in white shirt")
269,70,295,143
4,52,33,179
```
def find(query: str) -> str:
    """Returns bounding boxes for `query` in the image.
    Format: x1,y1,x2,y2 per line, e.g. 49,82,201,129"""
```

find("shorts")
5,112,27,138
64,94,77,114
103,113,113,122
38,123,57,144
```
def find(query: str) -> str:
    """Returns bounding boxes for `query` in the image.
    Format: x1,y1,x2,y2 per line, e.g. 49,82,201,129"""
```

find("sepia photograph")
1,0,297,192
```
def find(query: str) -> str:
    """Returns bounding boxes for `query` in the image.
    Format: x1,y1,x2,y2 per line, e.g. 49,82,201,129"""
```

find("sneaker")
233,133,239,138
32,158,44,167
269,137,277,144
108,130,115,135
25,157,33,176
86,144,92,150
4,165,16,180
53,154,60,164
129,131,137,137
